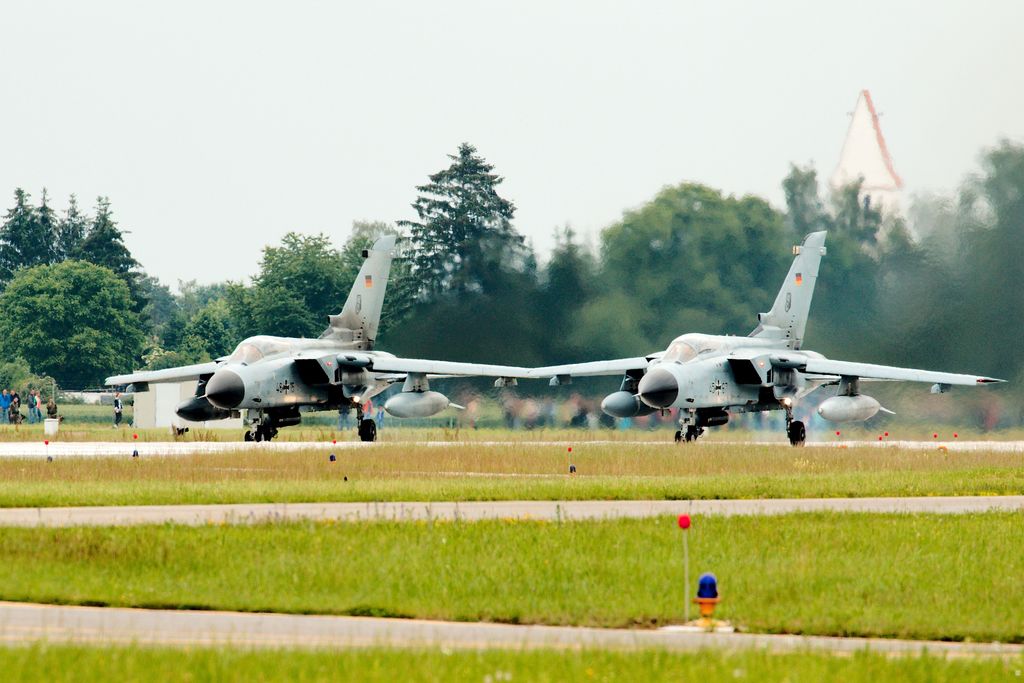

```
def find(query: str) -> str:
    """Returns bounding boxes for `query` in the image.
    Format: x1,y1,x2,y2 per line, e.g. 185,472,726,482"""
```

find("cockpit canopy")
662,333,727,363
227,336,295,364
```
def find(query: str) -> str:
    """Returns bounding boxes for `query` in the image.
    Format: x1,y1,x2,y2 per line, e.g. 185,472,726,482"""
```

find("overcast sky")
2,1,1022,287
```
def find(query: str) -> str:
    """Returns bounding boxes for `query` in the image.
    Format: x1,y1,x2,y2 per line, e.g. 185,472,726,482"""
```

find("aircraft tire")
788,420,806,447
358,419,377,442
244,430,254,442
674,430,683,443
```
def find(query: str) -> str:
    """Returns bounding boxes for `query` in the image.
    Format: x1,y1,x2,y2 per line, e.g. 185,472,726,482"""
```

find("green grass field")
0,442,1020,507
1,645,1019,682
1,513,1021,642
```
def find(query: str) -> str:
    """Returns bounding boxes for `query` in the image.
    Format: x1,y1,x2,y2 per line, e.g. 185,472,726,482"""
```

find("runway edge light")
694,572,721,621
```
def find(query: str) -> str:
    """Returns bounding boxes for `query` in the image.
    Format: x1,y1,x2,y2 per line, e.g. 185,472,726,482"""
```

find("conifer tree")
399,143,524,296
56,194,89,261
77,196,145,312
0,188,58,282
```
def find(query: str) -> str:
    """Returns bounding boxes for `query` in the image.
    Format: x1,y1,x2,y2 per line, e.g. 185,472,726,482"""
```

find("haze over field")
2,1,1022,285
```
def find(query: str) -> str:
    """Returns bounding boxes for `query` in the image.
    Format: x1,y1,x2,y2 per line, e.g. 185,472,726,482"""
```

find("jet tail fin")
320,235,397,349
750,231,827,349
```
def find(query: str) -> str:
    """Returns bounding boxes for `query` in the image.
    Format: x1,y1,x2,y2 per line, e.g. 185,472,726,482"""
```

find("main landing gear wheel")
674,430,683,443
787,420,806,447
358,418,377,442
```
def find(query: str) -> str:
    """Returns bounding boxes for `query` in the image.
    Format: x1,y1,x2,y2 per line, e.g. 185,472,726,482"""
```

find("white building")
132,380,243,431
830,90,903,215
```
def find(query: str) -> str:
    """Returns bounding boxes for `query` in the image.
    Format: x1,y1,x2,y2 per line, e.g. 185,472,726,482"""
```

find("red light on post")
567,446,572,453
953,433,958,439
133,433,138,440
933,433,938,439
678,514,691,530
835,431,841,436
43,440,49,446
884,432,889,437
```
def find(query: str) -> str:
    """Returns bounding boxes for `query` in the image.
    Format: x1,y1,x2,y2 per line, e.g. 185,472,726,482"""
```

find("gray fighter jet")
106,236,528,441
529,231,1003,445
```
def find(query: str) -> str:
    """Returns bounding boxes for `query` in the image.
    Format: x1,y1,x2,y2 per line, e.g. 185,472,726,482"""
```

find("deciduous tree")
0,261,145,388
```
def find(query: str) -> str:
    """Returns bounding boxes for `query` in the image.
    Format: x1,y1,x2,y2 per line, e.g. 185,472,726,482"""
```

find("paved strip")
1,439,1023,459
0,602,1018,658
0,497,1021,527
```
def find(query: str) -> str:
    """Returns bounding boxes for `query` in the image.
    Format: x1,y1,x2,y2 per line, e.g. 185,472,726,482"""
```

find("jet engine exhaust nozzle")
205,370,245,409
638,368,679,408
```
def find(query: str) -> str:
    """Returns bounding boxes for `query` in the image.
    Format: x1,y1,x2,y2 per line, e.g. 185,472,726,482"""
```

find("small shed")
131,381,244,430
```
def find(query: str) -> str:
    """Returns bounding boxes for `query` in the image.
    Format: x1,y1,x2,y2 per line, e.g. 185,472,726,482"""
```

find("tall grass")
0,443,1020,506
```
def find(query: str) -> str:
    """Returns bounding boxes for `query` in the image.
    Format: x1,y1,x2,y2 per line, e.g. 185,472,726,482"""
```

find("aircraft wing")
367,358,531,378
105,361,220,387
528,357,652,379
799,358,1003,386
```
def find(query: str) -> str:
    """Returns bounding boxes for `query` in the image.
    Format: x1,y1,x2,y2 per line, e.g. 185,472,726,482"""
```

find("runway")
0,601,1018,657
0,496,1021,527
1,439,1024,459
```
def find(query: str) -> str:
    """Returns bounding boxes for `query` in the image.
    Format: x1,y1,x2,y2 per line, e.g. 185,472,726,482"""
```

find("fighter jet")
106,236,528,441
528,231,1003,445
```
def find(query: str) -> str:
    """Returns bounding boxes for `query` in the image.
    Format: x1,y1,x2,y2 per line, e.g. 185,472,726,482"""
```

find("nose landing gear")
674,410,705,443
244,422,279,442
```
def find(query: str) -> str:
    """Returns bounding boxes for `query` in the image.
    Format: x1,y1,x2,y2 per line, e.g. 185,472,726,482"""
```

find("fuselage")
201,335,394,414
635,333,827,414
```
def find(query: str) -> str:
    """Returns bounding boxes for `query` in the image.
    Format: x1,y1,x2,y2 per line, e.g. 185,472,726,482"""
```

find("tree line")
1,140,1022,396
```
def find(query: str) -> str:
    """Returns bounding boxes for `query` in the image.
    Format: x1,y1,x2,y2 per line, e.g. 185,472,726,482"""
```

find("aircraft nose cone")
638,368,679,408
205,370,245,409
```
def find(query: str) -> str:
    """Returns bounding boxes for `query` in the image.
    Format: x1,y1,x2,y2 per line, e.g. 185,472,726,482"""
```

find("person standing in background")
113,392,123,427
0,389,10,425
28,390,41,424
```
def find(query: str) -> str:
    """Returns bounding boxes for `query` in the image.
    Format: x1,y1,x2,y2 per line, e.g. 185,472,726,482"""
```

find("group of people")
0,389,57,425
